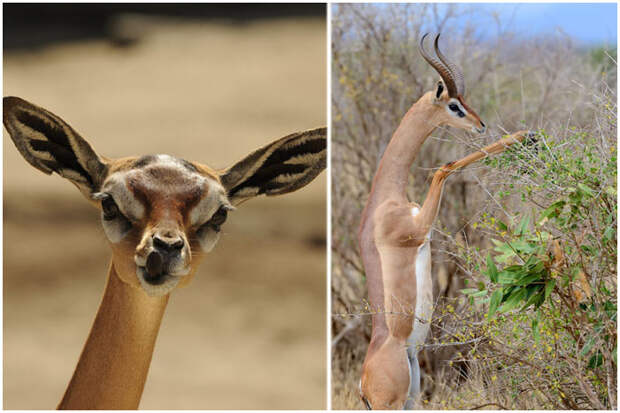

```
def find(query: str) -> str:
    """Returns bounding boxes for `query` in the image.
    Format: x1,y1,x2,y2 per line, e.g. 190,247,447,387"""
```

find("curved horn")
434,33,466,96
418,33,458,97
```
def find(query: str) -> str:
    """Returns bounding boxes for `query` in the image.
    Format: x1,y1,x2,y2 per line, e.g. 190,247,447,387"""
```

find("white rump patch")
411,207,420,216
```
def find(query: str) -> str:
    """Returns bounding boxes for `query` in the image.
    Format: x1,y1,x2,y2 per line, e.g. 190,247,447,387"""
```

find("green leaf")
577,183,595,197
508,240,538,254
499,288,527,313
496,220,508,231
471,290,488,298
492,240,518,263
532,312,541,344
525,258,545,274
538,231,552,241
534,292,546,309
486,253,498,283
580,337,596,356
588,352,603,369
515,215,530,236
501,286,517,302
605,186,616,196
580,244,596,254
516,273,542,286
525,284,540,299
545,279,556,301
520,287,543,311
539,200,565,222
603,226,615,243
460,288,479,296
488,289,502,318
498,271,519,284
603,300,617,321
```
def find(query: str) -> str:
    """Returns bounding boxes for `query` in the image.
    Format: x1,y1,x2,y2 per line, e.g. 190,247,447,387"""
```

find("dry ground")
4,17,326,409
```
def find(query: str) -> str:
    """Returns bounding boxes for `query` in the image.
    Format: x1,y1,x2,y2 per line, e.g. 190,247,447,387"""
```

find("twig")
332,318,362,348
470,402,508,410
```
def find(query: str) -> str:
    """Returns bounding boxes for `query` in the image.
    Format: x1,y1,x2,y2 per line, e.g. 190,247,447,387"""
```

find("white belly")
407,233,433,354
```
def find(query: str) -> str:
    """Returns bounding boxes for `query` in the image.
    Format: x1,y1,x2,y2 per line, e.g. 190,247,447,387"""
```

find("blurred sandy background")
4,5,326,409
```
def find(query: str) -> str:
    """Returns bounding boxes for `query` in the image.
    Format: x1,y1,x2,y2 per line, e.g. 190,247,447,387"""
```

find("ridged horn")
434,33,466,96
418,33,458,97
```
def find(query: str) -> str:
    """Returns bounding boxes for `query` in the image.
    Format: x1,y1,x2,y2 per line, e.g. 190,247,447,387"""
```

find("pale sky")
457,3,616,45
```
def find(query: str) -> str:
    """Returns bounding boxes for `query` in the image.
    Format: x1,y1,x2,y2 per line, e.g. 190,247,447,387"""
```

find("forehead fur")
107,155,219,179
127,155,207,207
102,155,226,221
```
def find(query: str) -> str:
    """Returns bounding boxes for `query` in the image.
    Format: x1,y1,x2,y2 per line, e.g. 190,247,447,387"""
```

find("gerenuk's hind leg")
404,350,420,409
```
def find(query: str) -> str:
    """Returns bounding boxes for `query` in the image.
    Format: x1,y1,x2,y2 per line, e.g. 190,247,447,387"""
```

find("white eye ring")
447,101,466,118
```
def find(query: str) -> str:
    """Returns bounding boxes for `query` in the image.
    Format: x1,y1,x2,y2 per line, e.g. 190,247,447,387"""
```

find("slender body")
4,96,326,409
358,34,530,410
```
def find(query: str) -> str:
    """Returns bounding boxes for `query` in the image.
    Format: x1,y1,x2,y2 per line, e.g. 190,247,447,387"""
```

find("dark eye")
205,206,229,232
101,195,120,221
449,103,466,118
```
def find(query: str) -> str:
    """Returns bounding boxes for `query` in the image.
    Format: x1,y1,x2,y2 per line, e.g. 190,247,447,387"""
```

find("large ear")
219,127,326,205
434,80,445,101
3,96,108,195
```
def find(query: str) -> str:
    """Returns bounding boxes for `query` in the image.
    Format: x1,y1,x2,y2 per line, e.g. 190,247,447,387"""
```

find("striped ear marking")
3,96,107,193
220,127,326,204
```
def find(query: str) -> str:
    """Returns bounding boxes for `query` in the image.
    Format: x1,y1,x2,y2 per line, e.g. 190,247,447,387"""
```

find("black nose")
145,250,164,278
153,235,184,252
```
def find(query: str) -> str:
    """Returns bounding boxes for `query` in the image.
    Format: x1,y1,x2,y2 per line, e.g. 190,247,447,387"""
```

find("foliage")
457,105,616,408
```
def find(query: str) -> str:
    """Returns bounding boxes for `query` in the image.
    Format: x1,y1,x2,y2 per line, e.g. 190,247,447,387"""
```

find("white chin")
136,268,183,297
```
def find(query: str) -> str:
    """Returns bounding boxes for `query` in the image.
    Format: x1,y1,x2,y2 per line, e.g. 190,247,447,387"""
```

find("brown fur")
358,83,528,408
58,265,168,409
359,92,483,409
127,165,204,226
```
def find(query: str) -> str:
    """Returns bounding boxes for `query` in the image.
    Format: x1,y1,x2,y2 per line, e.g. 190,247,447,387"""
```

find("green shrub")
456,91,616,409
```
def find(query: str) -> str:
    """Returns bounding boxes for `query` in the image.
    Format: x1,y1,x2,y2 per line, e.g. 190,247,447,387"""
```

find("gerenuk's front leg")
412,130,534,239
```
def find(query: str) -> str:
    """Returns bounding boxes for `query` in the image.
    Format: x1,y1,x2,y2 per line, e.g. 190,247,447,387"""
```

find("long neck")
58,264,169,410
369,93,439,202
359,93,439,351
